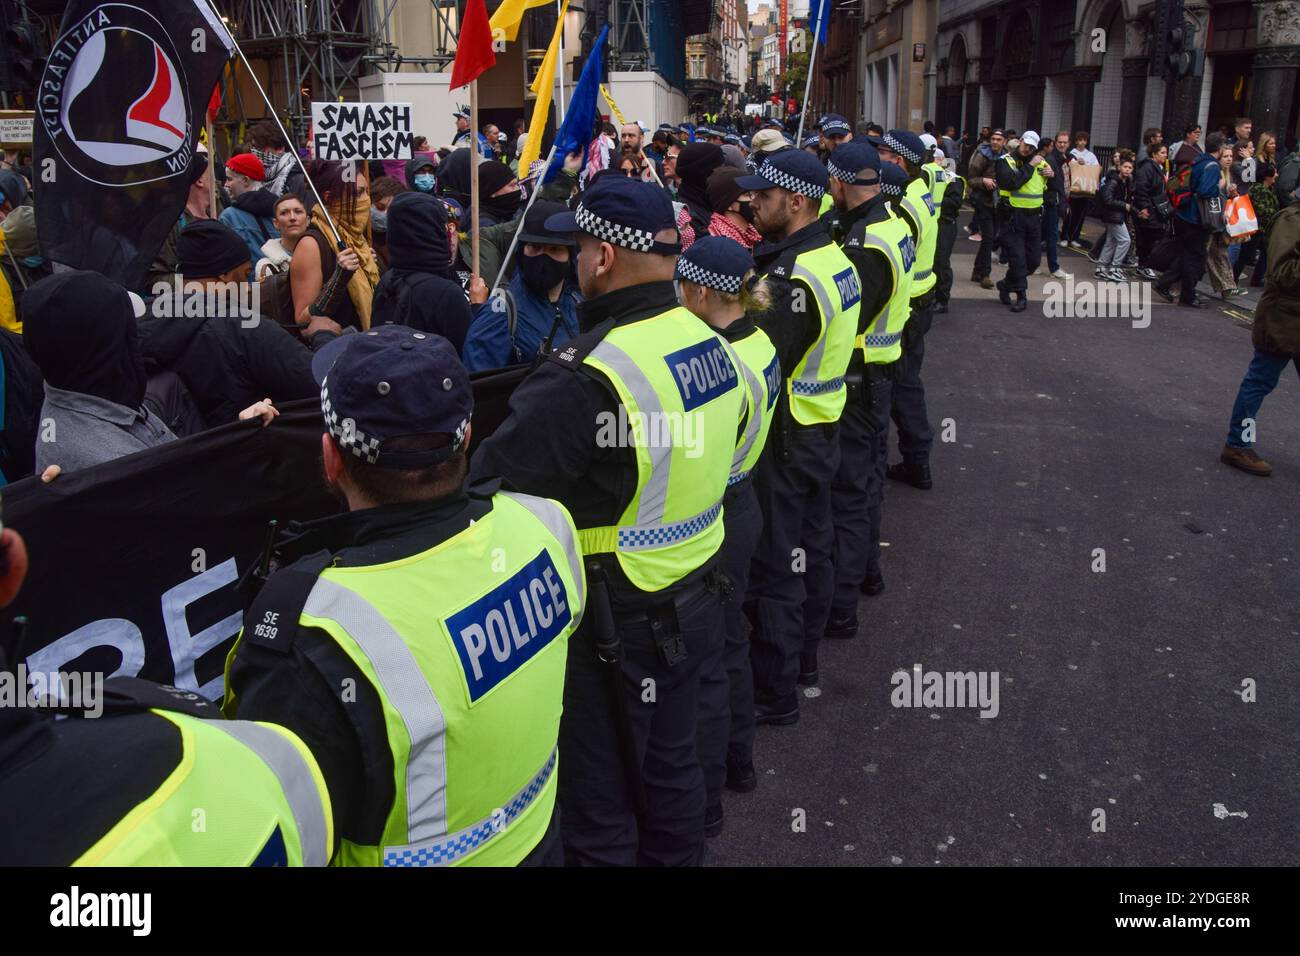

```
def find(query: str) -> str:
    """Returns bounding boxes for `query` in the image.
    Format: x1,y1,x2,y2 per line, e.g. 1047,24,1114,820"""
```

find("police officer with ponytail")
226,326,585,867
471,175,745,866
824,143,914,636
673,236,779,834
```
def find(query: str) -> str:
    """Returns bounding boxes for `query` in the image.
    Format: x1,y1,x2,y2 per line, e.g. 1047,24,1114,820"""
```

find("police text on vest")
664,338,738,411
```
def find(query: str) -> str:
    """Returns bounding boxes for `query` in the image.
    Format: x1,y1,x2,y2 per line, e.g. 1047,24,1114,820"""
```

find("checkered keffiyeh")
882,133,922,164
675,254,744,294
575,202,658,252
755,158,825,199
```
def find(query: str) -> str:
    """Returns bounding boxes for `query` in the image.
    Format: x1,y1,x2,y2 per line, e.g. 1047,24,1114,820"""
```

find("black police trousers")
891,306,933,466
935,219,958,304
1001,206,1043,294
746,422,840,712
558,585,723,866
973,205,999,278
698,478,763,809
831,368,894,618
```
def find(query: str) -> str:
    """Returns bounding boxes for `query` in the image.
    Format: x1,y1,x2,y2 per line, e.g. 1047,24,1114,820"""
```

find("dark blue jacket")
1176,151,1223,226
218,188,279,268
462,272,581,372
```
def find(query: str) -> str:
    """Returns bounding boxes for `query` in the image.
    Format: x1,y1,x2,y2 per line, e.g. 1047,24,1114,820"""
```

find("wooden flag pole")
206,117,217,217
470,78,481,277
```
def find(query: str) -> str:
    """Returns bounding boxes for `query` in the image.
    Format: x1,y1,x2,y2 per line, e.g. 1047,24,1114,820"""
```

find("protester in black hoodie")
370,192,473,352
138,221,339,429
435,148,522,227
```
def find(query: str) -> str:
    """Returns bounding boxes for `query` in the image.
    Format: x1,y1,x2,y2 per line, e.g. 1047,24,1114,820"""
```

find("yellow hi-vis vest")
580,308,745,592
726,324,779,485
845,206,915,366
299,491,585,867
74,711,332,866
924,161,951,208
776,241,860,425
896,176,937,297
998,153,1046,209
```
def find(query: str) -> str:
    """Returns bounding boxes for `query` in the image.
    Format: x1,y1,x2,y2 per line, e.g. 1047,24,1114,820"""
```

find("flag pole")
206,117,217,216
471,78,481,277
796,10,823,144
556,0,566,122
490,141,558,293
203,0,342,247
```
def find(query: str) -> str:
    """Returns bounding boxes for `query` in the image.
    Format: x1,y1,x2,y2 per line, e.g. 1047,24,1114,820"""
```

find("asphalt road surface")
708,225,1300,866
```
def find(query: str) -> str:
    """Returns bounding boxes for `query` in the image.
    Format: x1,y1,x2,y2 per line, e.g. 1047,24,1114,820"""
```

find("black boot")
797,650,819,686
995,278,1011,306
860,566,885,596
1010,292,1028,313
886,460,932,490
824,612,859,640
933,300,948,314
755,696,800,726
705,802,724,838
726,758,758,793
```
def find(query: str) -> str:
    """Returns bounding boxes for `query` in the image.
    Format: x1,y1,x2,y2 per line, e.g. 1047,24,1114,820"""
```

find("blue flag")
543,24,609,184
809,0,829,44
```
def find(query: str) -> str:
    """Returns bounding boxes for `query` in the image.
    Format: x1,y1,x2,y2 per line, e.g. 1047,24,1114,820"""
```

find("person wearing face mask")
463,201,582,371
298,160,380,330
219,152,280,269
370,192,473,352
477,161,524,227
407,154,438,194
692,167,760,251
367,176,408,270
672,236,778,834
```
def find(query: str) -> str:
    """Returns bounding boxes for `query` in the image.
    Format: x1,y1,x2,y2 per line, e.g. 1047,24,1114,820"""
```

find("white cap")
919,133,937,149
932,148,945,163
1022,130,1041,148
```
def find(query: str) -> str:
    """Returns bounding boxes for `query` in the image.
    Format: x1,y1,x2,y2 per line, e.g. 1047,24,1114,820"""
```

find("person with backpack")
219,152,280,270
1155,132,1228,308
369,192,472,352
462,201,581,371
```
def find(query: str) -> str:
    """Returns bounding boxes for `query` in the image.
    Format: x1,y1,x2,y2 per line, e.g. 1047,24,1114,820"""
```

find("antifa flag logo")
40,4,195,187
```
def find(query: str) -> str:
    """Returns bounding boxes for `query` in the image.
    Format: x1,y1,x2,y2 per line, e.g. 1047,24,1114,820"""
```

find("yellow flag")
519,0,569,171
600,85,627,128
489,0,553,43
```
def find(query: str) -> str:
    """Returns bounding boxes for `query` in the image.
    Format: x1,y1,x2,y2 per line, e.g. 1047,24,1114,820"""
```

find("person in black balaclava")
370,192,474,352
435,147,522,227
23,271,176,474
674,142,725,248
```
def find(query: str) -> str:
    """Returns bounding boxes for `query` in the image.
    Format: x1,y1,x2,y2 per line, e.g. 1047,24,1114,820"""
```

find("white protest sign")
0,111,34,148
311,102,413,160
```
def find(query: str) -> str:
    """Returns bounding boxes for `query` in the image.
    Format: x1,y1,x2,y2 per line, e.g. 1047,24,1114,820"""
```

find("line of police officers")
0,121,968,868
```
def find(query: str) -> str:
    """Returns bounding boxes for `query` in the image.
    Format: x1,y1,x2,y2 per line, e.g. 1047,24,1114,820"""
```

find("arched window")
948,34,968,87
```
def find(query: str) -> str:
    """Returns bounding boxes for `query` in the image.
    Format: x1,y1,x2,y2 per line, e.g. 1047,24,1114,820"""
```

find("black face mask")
484,190,522,221
519,250,570,294
736,200,755,224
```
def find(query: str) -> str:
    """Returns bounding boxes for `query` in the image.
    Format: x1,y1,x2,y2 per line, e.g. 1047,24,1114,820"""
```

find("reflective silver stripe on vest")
859,232,902,335
789,262,836,382
617,499,723,550
213,720,331,867
722,337,763,478
303,578,449,843
382,747,557,867
587,338,672,525
499,491,587,617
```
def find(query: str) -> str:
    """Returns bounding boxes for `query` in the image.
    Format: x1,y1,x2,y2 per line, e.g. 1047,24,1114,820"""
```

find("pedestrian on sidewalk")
1206,144,1247,299
1064,131,1099,247
1095,150,1137,282
1041,131,1071,278
966,128,1004,288
1235,163,1280,287
1133,142,1171,279
1219,192,1300,476
1155,132,1226,308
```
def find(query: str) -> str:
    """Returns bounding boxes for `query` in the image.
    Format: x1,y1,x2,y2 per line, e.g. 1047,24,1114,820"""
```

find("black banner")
35,1,233,287
0,365,527,699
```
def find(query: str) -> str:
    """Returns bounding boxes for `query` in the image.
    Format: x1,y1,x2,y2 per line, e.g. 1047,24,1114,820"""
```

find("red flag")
450,0,496,89
207,84,222,123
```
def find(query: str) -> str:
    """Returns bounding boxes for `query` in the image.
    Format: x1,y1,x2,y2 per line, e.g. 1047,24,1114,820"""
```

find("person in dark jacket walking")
370,192,473,352
1041,132,1071,278
218,152,280,269
462,201,582,370
1132,143,1171,279
965,129,1004,287
1155,132,1227,307
1094,153,1137,281
139,221,338,429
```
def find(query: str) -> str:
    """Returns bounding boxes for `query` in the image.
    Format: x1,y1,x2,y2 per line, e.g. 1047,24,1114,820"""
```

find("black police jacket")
835,195,895,342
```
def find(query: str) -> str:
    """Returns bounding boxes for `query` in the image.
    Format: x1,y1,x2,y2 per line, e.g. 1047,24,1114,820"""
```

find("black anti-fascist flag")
34,1,234,288
0,365,528,701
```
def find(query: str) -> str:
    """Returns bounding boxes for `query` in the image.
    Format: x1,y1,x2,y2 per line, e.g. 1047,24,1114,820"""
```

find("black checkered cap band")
881,180,905,198
756,159,825,199
882,133,922,165
321,379,380,465
827,160,879,186
676,256,744,294
574,203,679,254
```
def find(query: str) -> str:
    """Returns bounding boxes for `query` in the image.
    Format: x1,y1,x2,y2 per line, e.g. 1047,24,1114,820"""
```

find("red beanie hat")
225,152,266,181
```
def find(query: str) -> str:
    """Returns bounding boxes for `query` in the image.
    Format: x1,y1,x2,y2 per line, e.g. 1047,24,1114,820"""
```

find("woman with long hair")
1206,145,1247,298
293,159,381,329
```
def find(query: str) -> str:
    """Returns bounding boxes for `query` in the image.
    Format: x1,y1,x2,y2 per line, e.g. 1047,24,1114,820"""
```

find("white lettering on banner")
311,102,414,160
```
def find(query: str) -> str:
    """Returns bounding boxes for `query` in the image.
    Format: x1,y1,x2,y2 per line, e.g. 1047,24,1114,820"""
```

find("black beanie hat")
176,220,251,277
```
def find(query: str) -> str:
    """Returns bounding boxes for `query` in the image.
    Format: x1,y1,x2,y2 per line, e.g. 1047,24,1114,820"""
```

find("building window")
1208,3,1257,53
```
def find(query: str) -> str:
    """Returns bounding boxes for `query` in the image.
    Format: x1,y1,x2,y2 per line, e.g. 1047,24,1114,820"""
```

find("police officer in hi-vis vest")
994,130,1052,312
735,149,859,720
471,175,745,867
824,143,914,636
0,527,332,867
226,326,585,867
673,236,779,833
920,134,966,315
870,129,938,493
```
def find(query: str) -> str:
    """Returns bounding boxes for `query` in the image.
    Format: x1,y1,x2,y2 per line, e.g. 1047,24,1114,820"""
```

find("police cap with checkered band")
879,161,910,198
311,325,473,469
866,128,927,165
545,174,681,254
827,142,882,186
735,148,829,199
674,235,754,295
